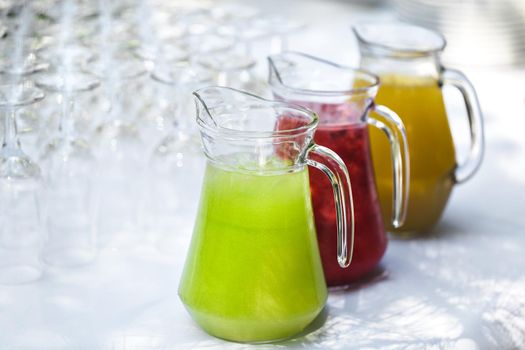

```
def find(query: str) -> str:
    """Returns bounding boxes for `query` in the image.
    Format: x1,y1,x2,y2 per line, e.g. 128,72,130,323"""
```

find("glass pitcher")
353,23,484,236
268,52,409,285
178,86,354,343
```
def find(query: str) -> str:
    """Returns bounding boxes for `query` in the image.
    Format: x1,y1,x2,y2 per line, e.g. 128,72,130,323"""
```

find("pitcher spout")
193,86,319,173
268,51,379,99
193,88,218,131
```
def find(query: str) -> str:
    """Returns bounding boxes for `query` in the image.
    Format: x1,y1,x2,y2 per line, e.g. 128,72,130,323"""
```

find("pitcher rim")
194,86,319,140
352,21,447,58
268,51,380,97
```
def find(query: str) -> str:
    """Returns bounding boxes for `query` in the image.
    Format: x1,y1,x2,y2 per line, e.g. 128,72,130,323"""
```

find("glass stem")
2,107,20,150
59,93,75,141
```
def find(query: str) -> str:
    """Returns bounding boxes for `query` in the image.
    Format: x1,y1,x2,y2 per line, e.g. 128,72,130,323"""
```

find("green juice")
178,162,327,343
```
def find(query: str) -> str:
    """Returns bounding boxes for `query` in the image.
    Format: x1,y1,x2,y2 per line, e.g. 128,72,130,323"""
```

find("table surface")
2,0,525,349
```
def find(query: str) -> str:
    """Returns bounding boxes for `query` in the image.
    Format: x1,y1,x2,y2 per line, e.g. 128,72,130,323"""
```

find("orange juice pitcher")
353,23,484,236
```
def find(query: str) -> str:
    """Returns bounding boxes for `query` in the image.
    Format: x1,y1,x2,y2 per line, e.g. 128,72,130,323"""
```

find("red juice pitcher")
268,52,410,285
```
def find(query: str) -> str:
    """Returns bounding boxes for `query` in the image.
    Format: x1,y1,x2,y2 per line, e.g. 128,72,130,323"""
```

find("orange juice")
370,75,456,235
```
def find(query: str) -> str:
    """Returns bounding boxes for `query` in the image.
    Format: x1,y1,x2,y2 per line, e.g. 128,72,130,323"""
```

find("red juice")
313,123,386,285
279,101,387,286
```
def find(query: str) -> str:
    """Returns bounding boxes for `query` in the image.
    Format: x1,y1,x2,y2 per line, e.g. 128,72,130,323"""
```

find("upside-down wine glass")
0,83,45,284
37,71,100,267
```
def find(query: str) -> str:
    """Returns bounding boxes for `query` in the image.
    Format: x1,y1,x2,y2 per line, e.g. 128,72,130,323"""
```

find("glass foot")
0,151,41,180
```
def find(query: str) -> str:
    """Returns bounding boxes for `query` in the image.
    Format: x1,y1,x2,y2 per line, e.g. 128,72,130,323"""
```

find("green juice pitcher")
178,86,355,343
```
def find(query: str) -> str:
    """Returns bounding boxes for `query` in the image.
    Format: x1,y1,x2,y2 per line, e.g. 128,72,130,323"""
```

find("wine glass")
0,82,45,284
36,45,94,147
0,83,44,183
36,71,100,267
148,62,213,251
84,52,149,250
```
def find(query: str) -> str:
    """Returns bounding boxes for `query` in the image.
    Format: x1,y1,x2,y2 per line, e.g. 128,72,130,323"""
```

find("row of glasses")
0,0,307,284
0,60,146,280
0,82,44,284
0,71,104,283
86,51,149,249
0,1,95,280
0,2,48,284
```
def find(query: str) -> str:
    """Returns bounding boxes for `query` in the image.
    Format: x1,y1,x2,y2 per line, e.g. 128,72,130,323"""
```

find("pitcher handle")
306,144,354,268
440,68,485,183
368,104,410,228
